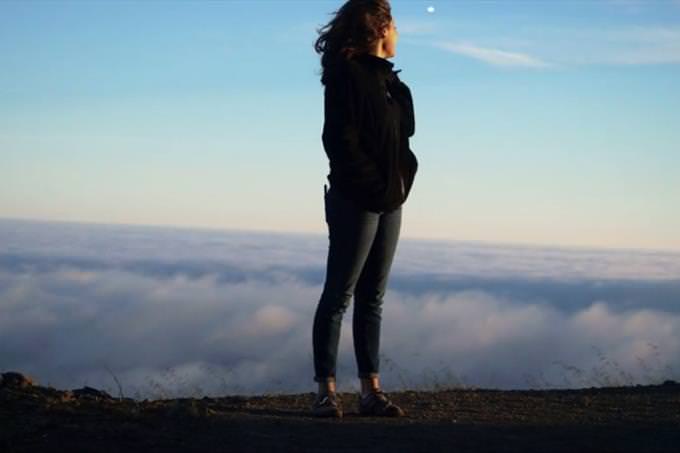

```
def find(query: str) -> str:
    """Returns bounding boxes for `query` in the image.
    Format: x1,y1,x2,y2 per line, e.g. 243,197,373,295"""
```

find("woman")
311,0,418,418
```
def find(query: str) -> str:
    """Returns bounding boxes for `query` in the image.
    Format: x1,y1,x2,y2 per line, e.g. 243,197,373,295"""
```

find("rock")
72,386,114,400
1,371,36,388
60,390,76,402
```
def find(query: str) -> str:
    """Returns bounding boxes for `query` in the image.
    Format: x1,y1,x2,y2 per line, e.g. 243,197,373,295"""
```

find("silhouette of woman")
311,0,418,417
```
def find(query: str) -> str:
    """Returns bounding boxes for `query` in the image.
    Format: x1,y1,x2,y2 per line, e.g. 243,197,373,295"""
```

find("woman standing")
311,0,418,418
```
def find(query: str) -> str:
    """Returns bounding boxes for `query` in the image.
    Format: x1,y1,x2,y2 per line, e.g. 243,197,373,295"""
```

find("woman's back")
322,53,417,213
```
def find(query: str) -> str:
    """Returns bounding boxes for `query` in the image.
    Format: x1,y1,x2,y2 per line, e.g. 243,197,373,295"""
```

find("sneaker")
311,392,343,418
358,389,406,417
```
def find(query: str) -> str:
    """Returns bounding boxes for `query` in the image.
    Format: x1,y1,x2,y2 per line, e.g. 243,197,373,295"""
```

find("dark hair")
313,0,392,85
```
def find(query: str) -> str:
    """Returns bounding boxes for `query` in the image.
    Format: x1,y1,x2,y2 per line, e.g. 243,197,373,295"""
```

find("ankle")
360,377,381,397
319,389,336,398
318,381,337,396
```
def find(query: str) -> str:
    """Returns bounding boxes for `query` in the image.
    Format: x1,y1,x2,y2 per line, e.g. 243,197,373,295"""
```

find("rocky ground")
1,371,679,452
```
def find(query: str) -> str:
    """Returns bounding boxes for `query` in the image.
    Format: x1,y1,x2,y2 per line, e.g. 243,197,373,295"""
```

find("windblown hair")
313,0,392,85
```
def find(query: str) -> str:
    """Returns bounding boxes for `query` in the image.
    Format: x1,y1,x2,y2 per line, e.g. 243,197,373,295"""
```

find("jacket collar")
354,52,395,76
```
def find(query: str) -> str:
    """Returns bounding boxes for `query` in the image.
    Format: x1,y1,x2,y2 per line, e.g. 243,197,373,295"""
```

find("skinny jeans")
312,183,401,383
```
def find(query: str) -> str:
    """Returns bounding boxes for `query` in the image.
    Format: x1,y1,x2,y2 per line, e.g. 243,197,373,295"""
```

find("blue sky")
1,0,679,251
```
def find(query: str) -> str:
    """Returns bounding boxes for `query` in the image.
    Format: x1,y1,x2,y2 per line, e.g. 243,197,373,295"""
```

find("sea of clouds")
1,218,679,400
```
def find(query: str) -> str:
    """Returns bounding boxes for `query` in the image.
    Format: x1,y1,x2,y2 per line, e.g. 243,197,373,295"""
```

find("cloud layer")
1,218,679,399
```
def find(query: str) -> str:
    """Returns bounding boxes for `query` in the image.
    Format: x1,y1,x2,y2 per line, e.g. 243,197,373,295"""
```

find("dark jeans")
313,183,402,383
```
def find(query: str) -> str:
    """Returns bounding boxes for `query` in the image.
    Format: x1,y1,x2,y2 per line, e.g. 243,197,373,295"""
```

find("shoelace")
317,393,340,406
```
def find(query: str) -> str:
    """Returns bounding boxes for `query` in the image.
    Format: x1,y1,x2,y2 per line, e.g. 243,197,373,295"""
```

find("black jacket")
322,52,418,213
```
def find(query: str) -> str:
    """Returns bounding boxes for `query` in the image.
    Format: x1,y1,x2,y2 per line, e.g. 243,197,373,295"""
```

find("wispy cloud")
605,0,680,13
605,0,648,14
601,26,680,65
424,22,680,68
432,40,551,68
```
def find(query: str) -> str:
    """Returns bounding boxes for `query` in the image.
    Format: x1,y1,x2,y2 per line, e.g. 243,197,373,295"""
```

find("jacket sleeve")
322,65,386,198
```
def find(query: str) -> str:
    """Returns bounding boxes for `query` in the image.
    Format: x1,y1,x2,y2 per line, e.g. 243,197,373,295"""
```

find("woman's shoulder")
325,55,367,83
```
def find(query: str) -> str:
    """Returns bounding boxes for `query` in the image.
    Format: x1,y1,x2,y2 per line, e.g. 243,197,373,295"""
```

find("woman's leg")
353,205,402,386
312,185,381,386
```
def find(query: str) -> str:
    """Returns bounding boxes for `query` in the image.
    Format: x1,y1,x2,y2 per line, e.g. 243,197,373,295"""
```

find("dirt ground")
2,371,679,452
